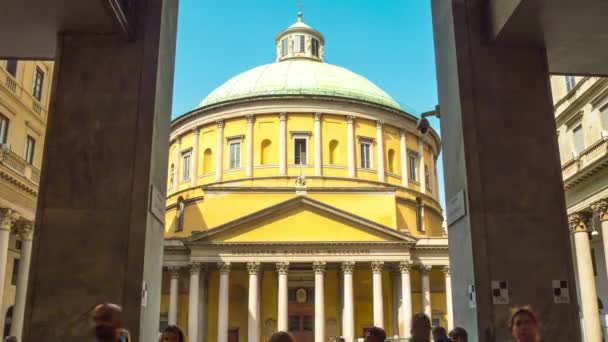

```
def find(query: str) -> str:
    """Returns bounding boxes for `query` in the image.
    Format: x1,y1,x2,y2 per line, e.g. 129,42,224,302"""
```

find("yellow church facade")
161,13,449,342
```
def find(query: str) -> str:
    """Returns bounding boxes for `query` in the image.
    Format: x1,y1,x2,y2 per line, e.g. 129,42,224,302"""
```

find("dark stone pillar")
431,0,581,340
22,0,178,341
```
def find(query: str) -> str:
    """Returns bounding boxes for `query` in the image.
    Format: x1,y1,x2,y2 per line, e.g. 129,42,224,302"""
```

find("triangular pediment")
187,196,416,244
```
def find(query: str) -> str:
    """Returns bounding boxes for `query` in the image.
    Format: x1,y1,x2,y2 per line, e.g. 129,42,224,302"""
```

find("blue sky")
171,0,445,210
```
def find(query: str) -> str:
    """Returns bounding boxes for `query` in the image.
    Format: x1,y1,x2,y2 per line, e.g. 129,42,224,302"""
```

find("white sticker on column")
553,280,570,304
141,281,148,307
468,284,476,308
491,280,509,305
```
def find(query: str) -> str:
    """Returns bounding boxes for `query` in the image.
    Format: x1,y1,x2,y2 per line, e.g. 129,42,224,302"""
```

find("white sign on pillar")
468,284,476,309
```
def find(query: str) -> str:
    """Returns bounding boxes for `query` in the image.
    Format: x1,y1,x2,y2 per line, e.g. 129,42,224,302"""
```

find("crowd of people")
86,302,542,342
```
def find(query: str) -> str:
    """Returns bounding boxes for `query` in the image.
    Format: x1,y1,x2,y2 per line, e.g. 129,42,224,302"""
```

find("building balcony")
0,67,47,119
0,148,40,190
562,137,608,189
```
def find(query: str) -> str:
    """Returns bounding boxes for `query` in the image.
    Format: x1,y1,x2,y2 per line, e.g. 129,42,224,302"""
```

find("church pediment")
186,196,416,244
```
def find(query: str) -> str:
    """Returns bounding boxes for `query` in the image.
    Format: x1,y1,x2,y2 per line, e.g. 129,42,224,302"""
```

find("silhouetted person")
411,313,432,342
432,326,450,342
510,307,540,342
333,338,346,342
449,327,468,342
159,325,185,342
4,337,17,342
364,326,386,342
92,303,125,342
268,331,295,342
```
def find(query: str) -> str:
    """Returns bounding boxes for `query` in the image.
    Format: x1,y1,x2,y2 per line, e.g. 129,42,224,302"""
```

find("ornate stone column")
346,116,356,178
215,120,225,182
420,265,432,318
399,261,413,338
568,213,602,341
246,114,254,178
217,262,231,342
400,130,408,187
247,262,261,342
191,128,200,187
276,262,289,331
418,138,426,194
0,209,18,313
341,262,355,342
371,261,384,327
168,266,180,325
592,199,608,281
279,113,287,176
313,261,326,342
376,121,385,182
173,137,181,191
314,113,322,176
443,266,453,331
10,219,33,340
188,263,201,342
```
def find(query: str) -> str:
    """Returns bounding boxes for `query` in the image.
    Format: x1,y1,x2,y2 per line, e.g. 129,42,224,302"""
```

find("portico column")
592,199,608,282
429,150,435,197
400,130,408,187
418,138,426,194
168,266,180,325
174,137,181,191
568,213,602,341
217,262,231,342
371,261,384,327
314,113,322,176
10,219,33,340
420,265,432,319
398,262,413,338
376,121,385,182
191,128,200,187
215,120,225,182
188,263,201,342
246,114,254,178
443,266,454,331
346,116,356,178
279,113,287,176
247,262,261,342
313,261,326,342
341,262,355,342
276,262,290,331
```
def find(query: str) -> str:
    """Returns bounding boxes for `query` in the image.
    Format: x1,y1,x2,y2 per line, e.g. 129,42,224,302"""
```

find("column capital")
398,261,413,274
376,120,384,128
216,119,225,128
370,261,384,274
246,114,255,123
167,266,180,278
0,208,20,231
418,265,432,275
442,266,451,276
192,127,200,135
246,262,261,275
568,212,591,233
591,199,608,222
276,262,290,275
218,262,231,274
279,112,287,121
189,262,202,275
341,261,355,274
400,129,407,137
346,115,355,124
312,261,327,274
11,220,34,240
314,112,322,121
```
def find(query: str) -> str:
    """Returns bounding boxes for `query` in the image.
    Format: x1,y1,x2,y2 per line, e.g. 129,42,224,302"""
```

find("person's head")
334,338,346,342
160,325,185,342
432,326,447,340
268,331,295,342
364,326,386,342
449,327,468,342
4,336,17,342
510,307,539,342
411,313,432,340
92,303,124,342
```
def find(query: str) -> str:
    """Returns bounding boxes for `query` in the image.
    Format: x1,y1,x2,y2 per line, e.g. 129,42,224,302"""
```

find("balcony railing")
562,137,608,189
0,66,47,119
0,149,40,185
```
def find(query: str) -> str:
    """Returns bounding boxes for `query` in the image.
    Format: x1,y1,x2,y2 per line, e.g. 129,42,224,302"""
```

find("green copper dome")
198,60,401,110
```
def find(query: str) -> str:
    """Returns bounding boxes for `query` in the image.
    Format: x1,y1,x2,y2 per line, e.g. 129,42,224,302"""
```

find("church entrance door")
288,287,314,342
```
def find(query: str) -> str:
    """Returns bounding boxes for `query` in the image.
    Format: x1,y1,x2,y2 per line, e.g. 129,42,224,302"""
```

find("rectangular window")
294,138,307,165
5,59,17,78
295,35,305,53
601,105,608,133
572,124,584,154
0,114,9,144
565,76,577,92
281,38,288,57
312,39,319,57
181,151,191,181
11,258,19,286
25,135,35,164
360,142,372,169
32,66,44,101
302,316,313,331
229,141,241,169
416,199,423,231
409,154,418,181
288,316,300,332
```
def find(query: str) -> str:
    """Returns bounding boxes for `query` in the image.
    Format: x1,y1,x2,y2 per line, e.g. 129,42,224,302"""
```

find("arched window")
387,149,395,173
329,140,339,164
3,306,13,338
261,139,272,165
176,197,185,232
425,165,430,191
203,148,213,174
